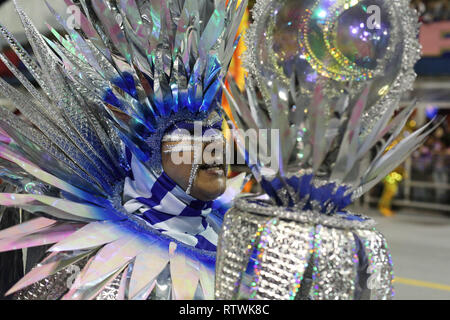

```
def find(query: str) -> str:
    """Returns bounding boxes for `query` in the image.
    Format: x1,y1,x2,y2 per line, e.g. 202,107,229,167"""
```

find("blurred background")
0,0,448,300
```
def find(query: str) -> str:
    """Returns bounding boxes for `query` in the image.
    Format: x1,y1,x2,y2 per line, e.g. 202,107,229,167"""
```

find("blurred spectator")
431,126,450,203
412,0,427,16
412,0,450,23
410,121,450,204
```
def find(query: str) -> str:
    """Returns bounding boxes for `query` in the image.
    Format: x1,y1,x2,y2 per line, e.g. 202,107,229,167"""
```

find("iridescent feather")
0,0,246,300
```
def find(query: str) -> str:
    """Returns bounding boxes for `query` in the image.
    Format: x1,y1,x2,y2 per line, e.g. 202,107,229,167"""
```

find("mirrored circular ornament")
245,0,421,133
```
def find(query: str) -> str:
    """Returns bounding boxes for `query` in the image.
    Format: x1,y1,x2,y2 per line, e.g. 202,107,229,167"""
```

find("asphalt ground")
360,207,450,300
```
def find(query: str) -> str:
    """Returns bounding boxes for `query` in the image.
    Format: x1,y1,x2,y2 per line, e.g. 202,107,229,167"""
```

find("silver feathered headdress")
215,0,442,300
223,0,440,210
0,0,247,178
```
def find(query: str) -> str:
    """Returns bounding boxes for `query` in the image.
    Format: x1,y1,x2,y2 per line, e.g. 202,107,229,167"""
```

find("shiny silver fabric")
13,258,184,300
14,258,89,300
215,196,394,300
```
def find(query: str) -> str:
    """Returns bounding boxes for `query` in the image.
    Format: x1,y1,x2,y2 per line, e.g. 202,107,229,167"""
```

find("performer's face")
161,118,227,201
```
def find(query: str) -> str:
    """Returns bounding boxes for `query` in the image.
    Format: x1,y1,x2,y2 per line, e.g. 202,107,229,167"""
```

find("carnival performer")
0,0,247,300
